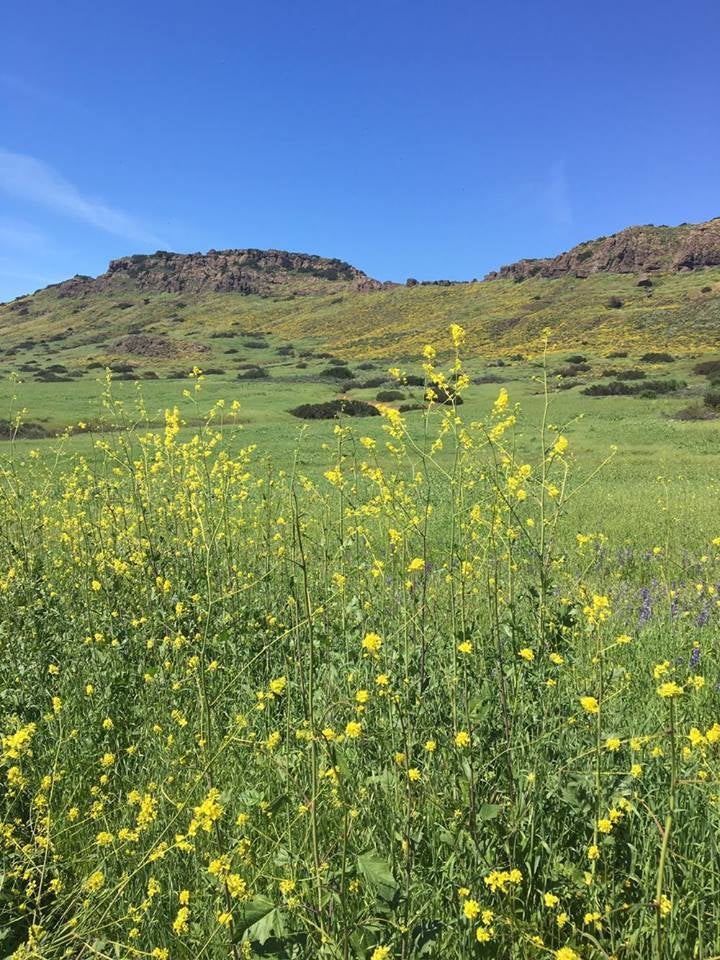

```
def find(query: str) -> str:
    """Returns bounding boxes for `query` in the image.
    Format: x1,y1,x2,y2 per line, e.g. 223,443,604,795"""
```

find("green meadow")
2,324,720,960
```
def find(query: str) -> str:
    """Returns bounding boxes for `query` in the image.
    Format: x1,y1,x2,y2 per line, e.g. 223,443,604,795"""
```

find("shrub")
376,389,405,402
615,369,646,381
582,379,683,397
607,350,628,359
399,401,424,412
295,361,308,369
565,354,587,364
356,361,375,370
403,374,425,387
428,386,464,405
556,363,590,377
583,381,634,397
701,286,712,293
238,367,269,380
289,399,380,419
639,352,674,363
673,403,717,421
243,339,267,349
642,379,685,396
34,371,73,382
704,389,720,409
321,366,354,380
606,296,624,309
693,360,720,377
0,418,48,439
358,376,391,389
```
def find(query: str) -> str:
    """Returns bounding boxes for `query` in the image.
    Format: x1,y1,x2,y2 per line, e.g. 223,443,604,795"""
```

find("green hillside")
2,268,719,382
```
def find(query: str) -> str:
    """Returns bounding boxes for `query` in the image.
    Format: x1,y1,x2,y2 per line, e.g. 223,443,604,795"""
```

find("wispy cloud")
0,148,166,248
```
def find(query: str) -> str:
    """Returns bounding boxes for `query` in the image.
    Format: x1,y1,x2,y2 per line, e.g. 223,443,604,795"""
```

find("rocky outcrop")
486,217,720,281
48,249,385,299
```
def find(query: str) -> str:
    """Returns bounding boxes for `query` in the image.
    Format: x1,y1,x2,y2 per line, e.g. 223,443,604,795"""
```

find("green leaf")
478,803,502,820
357,851,398,903
233,895,276,938
246,906,286,945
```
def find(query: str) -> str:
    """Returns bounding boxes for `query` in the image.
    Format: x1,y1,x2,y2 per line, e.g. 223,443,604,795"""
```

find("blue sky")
1,0,719,301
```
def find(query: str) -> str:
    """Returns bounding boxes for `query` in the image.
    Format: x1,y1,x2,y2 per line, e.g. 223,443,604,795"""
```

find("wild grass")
1,332,719,959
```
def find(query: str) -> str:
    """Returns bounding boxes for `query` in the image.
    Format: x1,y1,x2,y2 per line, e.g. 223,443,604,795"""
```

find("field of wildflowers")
1,329,719,959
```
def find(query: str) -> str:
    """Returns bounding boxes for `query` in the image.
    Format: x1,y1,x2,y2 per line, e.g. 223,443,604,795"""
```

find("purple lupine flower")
696,605,710,628
639,586,652,624
690,646,701,669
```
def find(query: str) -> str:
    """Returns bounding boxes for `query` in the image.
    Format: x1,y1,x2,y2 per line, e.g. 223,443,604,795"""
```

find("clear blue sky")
1,0,719,301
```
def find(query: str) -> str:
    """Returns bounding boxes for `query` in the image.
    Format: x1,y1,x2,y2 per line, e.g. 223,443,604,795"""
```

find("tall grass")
1,333,718,960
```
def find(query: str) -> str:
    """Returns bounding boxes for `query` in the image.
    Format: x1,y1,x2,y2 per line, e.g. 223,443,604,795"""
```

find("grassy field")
2,336,719,546
2,323,720,958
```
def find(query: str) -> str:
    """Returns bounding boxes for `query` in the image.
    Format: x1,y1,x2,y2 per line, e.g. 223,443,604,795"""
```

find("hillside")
1,220,720,383
486,217,720,281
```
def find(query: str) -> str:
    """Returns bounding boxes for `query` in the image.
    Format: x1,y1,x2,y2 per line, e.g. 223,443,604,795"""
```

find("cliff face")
49,248,385,298
486,218,720,281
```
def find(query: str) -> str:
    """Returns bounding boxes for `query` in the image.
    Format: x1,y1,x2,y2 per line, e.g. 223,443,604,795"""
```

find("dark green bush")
615,369,646,381
376,389,405,402
289,399,380,420
639,352,674,363
321,366,354,380
427,386,464,405
582,378,683,398
693,359,720,377
556,363,590,377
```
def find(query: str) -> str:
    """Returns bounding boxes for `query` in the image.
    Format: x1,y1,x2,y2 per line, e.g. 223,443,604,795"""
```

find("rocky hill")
486,217,720,282
1,224,719,377
46,248,386,300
